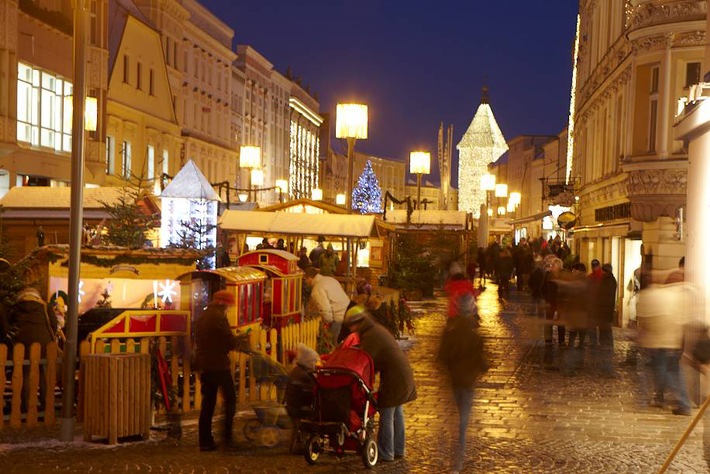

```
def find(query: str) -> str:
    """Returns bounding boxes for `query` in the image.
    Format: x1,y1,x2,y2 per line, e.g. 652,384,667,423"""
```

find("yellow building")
0,0,108,193
105,4,182,192
571,1,704,325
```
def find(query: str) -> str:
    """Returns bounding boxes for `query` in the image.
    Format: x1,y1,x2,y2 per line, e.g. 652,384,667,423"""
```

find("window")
106,135,115,174
123,55,129,84
149,69,155,96
649,66,659,152
121,140,132,178
685,62,701,88
162,149,169,175
147,145,155,180
136,62,142,90
16,62,72,152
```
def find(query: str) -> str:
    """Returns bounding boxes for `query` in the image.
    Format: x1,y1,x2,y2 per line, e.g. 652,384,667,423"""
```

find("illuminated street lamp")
275,178,288,203
312,187,323,201
409,151,431,210
509,191,521,207
336,103,368,212
336,193,346,206
494,183,508,198
239,145,261,201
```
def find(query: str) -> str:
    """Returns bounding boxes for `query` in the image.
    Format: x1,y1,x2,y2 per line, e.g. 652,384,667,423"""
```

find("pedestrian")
342,305,416,462
193,290,249,451
297,246,310,271
285,343,319,454
303,266,350,352
556,263,591,375
636,281,694,415
9,287,58,412
596,263,617,375
309,236,326,268
438,284,488,473
318,243,339,276
495,248,515,300
542,256,565,348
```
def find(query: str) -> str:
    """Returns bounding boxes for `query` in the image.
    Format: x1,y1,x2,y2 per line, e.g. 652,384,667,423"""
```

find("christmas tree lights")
352,160,383,214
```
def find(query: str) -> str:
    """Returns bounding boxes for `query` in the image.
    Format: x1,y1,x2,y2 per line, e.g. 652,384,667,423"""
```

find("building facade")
570,0,705,325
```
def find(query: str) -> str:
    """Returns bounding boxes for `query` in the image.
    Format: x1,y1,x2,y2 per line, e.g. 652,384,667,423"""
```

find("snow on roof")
385,210,469,228
218,211,376,238
0,186,129,209
160,160,221,201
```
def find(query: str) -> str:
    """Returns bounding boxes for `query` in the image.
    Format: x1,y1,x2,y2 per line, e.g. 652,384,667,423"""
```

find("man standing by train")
194,290,248,451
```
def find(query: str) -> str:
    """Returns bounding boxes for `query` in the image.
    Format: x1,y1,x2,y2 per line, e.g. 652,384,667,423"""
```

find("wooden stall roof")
219,210,379,238
384,210,471,230
175,266,266,283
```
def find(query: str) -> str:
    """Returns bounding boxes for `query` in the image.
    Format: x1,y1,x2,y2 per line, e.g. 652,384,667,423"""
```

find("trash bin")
82,352,151,444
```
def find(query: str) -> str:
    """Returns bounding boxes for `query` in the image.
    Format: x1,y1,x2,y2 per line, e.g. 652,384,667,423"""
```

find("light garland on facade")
456,95,508,217
566,14,581,184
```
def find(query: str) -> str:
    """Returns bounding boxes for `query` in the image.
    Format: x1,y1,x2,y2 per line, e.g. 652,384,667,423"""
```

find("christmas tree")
352,160,383,214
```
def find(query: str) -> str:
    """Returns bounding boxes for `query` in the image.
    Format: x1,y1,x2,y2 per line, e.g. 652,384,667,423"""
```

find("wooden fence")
1,318,320,429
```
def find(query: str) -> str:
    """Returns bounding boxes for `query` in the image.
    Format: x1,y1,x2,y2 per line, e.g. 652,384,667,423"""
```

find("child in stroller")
299,346,379,468
284,344,319,454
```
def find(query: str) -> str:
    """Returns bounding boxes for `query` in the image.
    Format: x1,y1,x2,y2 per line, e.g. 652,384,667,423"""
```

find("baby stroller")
241,351,291,447
299,347,378,468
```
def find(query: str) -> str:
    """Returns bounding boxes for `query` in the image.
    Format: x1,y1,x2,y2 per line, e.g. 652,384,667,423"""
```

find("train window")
259,254,268,264
238,285,247,325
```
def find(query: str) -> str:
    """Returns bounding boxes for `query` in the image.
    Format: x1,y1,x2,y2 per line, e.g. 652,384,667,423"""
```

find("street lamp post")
409,151,431,210
60,0,90,442
479,173,496,247
336,103,368,213
274,179,288,203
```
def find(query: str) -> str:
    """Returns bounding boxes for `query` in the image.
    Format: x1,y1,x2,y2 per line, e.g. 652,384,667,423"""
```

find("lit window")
162,149,169,175
147,145,155,179
106,135,115,174
16,62,72,152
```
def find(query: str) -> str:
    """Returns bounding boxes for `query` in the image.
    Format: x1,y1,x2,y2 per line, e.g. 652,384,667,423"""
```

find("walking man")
194,290,248,451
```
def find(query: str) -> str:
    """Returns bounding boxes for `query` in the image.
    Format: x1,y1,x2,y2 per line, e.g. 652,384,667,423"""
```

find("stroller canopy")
320,347,375,390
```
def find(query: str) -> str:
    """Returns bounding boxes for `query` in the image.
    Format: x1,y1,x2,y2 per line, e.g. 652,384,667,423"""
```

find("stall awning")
507,210,552,226
385,210,469,229
218,210,377,238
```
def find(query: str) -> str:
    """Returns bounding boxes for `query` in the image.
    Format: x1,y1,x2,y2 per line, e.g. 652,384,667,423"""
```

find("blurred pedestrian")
309,236,326,268
556,263,591,375
495,248,514,300
636,281,694,415
343,306,416,462
439,283,488,473
194,290,249,451
285,344,319,454
542,256,565,348
596,263,617,375
297,246,310,271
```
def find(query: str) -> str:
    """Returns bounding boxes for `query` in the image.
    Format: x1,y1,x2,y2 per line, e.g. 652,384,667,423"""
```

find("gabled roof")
108,0,154,76
258,198,347,214
160,160,221,201
219,211,377,238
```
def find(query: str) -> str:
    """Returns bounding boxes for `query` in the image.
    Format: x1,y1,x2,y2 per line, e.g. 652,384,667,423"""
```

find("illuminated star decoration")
158,279,177,303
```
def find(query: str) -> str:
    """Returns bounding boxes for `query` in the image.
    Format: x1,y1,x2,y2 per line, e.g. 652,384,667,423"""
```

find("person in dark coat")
343,306,416,462
194,290,249,451
438,300,488,473
596,264,617,375
10,287,57,412
495,248,515,300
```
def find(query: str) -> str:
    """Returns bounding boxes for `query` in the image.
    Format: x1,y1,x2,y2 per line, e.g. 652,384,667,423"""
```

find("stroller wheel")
259,427,279,448
304,435,321,465
243,420,261,442
361,436,378,469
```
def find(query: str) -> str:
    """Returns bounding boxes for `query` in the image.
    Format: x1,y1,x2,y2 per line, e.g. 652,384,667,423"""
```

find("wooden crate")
82,353,151,444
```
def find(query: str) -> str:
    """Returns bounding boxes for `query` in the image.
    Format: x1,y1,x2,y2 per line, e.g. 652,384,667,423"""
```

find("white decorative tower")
456,86,508,216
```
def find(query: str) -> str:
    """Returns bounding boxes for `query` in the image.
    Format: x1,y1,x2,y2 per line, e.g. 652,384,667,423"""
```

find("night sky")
200,1,579,186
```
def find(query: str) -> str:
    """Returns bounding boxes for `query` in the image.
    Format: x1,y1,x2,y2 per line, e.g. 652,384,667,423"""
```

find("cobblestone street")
1,284,709,473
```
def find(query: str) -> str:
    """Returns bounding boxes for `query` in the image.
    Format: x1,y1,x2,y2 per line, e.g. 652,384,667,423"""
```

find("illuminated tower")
456,86,508,216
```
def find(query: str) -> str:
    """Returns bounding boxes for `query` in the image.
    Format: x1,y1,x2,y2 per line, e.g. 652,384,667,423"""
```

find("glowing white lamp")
336,193,346,205
509,191,521,206
275,179,288,194
251,168,264,187
312,188,323,201
495,183,508,198
409,151,431,175
336,104,368,140
239,145,261,169
480,173,496,191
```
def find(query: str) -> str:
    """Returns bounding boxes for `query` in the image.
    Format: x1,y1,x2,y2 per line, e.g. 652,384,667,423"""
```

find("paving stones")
1,283,709,473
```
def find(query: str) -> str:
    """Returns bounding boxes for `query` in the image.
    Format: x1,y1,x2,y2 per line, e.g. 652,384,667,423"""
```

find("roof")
0,186,156,219
160,160,221,201
384,210,470,229
218,210,377,238
175,266,266,283
258,198,347,214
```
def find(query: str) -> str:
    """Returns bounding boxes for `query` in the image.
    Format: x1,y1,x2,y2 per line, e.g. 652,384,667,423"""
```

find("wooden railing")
1,317,321,429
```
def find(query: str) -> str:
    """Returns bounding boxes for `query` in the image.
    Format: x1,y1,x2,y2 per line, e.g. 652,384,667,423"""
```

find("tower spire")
480,84,489,104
